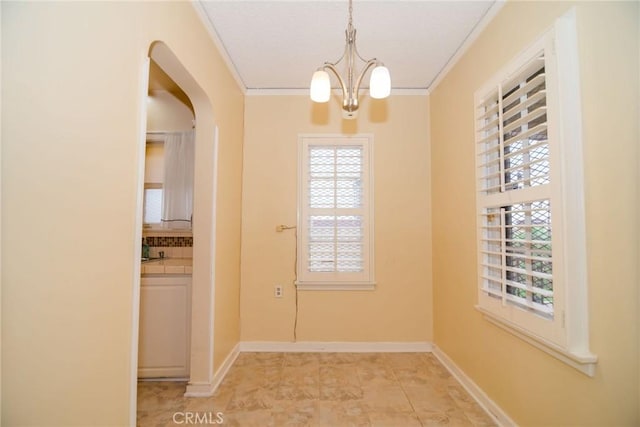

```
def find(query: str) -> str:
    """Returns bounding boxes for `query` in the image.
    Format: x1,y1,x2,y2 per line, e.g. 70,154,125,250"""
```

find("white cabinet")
138,275,191,379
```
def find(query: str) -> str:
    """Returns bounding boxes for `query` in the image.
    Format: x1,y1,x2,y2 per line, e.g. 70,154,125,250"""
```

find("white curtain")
162,130,195,228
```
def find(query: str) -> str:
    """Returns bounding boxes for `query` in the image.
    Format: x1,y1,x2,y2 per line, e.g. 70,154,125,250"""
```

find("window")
144,137,165,227
474,11,596,376
476,50,554,325
297,135,374,290
143,184,163,225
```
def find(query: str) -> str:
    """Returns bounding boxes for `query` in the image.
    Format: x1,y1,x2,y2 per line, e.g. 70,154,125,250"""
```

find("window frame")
474,9,597,376
296,134,375,291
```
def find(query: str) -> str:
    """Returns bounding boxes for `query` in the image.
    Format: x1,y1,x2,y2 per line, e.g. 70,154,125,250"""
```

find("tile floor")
137,352,497,426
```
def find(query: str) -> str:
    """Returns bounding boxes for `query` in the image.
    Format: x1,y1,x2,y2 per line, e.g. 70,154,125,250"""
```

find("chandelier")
309,0,391,119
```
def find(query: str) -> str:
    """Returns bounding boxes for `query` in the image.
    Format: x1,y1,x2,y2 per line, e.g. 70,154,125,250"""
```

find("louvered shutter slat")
502,106,547,135
502,90,546,124
502,73,546,107
503,122,547,147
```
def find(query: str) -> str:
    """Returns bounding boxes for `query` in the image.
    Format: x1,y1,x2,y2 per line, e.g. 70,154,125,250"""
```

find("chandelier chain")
348,0,353,30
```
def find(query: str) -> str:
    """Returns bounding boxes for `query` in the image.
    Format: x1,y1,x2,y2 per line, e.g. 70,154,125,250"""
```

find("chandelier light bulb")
310,70,331,103
369,65,391,99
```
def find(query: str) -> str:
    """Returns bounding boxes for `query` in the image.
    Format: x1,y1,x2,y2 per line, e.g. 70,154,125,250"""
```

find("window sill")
475,305,598,377
295,282,376,291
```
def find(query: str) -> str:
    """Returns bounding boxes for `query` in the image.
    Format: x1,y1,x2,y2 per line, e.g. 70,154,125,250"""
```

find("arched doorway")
131,41,219,421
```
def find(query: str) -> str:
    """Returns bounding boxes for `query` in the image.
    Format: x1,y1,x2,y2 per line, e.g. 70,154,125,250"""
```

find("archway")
131,41,219,420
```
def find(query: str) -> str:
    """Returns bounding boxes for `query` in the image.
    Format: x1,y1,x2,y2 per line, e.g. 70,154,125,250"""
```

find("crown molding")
245,88,429,96
428,0,506,93
192,1,247,94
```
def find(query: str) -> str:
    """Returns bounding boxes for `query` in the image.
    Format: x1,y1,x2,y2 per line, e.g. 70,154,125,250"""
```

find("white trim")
432,345,516,427
207,126,220,384
139,377,189,383
183,382,215,397
429,0,506,92
553,7,591,359
238,341,433,353
129,55,151,426
0,0,2,415
184,343,240,397
477,306,597,377
191,1,247,94
245,88,429,96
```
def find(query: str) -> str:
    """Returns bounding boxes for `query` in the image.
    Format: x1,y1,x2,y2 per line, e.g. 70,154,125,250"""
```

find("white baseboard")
184,343,240,397
184,381,215,397
138,377,189,382
239,341,433,353
432,345,517,427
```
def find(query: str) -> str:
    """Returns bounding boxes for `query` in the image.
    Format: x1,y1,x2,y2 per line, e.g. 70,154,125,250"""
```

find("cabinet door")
138,276,191,378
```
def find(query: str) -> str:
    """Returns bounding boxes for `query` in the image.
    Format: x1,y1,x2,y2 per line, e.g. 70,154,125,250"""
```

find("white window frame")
296,134,375,291
474,9,597,376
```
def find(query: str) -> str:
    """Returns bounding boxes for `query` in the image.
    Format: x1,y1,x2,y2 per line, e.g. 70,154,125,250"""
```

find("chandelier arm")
352,59,378,99
322,62,349,106
350,29,370,64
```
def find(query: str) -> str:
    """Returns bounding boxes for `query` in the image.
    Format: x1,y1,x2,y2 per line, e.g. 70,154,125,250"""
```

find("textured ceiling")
197,0,498,93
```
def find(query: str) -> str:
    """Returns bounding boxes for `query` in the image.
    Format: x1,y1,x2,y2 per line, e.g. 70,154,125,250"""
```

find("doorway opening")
138,58,195,381
131,41,219,422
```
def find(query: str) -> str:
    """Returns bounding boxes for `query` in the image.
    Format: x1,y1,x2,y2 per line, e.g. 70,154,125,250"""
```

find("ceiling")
196,0,500,94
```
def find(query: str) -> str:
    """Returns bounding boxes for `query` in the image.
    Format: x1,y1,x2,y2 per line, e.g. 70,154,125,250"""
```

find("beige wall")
241,95,432,343
1,2,243,425
430,1,639,425
146,89,194,133
144,91,194,201
144,144,164,185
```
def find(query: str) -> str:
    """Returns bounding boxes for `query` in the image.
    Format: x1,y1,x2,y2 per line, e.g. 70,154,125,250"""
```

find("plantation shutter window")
297,135,374,289
474,14,596,376
476,51,554,323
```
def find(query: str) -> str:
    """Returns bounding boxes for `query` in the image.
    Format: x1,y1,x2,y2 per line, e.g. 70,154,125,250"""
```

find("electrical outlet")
274,285,283,298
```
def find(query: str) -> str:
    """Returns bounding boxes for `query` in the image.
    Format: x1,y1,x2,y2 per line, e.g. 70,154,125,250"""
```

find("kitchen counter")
141,258,192,275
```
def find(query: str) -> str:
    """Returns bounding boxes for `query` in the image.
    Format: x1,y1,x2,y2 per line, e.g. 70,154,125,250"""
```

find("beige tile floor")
137,352,497,426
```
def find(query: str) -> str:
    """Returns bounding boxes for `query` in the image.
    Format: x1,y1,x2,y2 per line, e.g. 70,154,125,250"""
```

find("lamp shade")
369,66,391,99
310,70,331,103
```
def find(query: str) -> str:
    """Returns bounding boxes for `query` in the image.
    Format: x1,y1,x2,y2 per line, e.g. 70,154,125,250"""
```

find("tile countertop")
141,258,192,275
